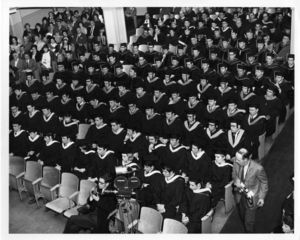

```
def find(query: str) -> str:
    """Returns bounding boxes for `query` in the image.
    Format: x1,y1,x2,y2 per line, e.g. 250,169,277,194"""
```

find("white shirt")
42,51,51,69
243,161,250,180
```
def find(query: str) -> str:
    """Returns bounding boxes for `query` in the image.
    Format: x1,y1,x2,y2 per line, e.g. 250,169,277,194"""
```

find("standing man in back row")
232,148,268,233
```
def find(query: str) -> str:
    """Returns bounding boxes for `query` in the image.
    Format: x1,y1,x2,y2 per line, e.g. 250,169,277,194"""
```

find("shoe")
28,198,36,204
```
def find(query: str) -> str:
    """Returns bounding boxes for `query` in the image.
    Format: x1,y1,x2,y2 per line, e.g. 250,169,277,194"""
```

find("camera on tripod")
113,163,141,199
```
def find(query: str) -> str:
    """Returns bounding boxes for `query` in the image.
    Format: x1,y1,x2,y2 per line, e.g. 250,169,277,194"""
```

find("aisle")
221,114,294,233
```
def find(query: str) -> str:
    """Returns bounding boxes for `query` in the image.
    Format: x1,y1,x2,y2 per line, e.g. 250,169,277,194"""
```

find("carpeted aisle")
221,114,294,233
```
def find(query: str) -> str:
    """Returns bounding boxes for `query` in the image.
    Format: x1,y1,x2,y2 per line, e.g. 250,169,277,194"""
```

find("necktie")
232,133,236,144
241,166,245,182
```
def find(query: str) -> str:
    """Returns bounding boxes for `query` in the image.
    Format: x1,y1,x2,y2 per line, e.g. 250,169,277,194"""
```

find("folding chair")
16,161,42,203
168,44,177,54
129,207,163,233
77,123,90,140
45,173,79,214
162,218,188,233
201,209,214,233
138,44,148,53
64,180,96,218
9,156,25,191
258,132,266,160
122,64,133,75
224,181,235,214
136,28,144,37
272,116,280,140
32,166,60,206
153,45,162,53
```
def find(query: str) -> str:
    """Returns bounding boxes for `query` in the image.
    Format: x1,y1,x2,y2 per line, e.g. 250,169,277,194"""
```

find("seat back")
224,180,235,214
122,64,133,75
24,161,42,182
59,173,79,198
77,124,90,140
162,218,188,233
168,44,177,54
153,45,162,53
138,44,148,53
9,156,25,176
201,209,214,233
136,28,143,37
41,166,60,188
77,180,96,205
9,156,25,189
138,207,163,233
258,132,266,160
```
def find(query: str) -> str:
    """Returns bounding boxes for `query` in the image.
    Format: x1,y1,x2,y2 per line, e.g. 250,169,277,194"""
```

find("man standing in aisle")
232,148,268,233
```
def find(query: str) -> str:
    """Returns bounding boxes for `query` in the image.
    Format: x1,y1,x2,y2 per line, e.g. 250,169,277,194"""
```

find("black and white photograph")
4,1,297,238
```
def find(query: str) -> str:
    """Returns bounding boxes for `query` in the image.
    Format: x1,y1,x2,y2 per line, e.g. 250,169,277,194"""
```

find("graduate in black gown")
9,119,28,157
207,149,232,208
158,165,186,220
181,178,212,233
137,156,165,208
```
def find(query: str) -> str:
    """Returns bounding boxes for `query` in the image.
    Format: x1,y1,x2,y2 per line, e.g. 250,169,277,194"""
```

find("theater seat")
258,132,266,160
129,207,163,233
77,124,90,140
64,180,96,218
16,161,42,203
32,166,60,206
201,209,214,233
162,218,188,233
45,173,79,214
223,180,235,214
9,156,25,191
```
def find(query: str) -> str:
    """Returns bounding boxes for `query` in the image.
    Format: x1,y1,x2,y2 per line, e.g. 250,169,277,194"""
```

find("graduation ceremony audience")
9,7,294,234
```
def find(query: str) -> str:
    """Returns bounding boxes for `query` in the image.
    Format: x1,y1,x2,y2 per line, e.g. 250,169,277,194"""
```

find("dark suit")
232,160,268,232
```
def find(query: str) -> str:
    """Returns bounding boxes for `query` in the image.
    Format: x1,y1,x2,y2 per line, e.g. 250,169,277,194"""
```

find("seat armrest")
127,219,139,229
225,180,233,189
50,184,60,192
32,177,43,186
16,172,25,179
68,191,79,202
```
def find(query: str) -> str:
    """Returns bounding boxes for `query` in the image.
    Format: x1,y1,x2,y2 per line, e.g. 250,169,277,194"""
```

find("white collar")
214,160,232,167
112,127,124,135
146,112,159,120
98,150,114,159
228,129,245,148
12,111,22,118
188,100,199,109
129,132,141,142
166,115,178,125
43,112,55,122
165,174,181,184
29,109,39,118
191,150,205,160
84,150,96,154
63,120,78,127
193,187,211,194
169,97,181,105
184,120,200,131
153,93,166,103
206,128,224,139
206,105,219,113
169,144,187,153
154,143,166,149
28,134,40,142
95,123,107,129
46,140,59,146
62,141,74,149
14,129,25,137
144,170,161,177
